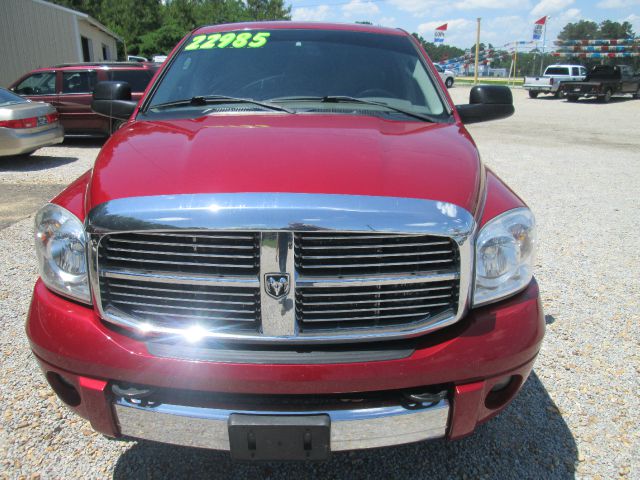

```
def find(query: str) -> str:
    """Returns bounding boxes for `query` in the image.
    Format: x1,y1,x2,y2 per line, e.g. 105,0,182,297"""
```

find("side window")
434,65,443,73
572,67,580,76
580,67,587,76
62,71,98,94
14,72,56,96
107,70,153,92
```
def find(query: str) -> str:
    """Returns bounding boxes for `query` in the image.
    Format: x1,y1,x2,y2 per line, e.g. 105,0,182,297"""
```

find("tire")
528,90,539,99
600,89,612,103
554,89,565,99
633,87,640,99
445,77,454,88
567,95,579,102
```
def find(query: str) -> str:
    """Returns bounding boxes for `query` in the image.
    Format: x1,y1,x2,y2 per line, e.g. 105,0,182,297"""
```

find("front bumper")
0,124,64,156
114,397,450,451
28,279,544,449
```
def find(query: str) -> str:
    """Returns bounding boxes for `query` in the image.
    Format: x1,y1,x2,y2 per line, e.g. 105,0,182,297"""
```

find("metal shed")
0,0,122,87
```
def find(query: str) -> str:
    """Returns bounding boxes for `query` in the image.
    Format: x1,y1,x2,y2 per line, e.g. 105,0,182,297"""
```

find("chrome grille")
100,232,259,276
297,280,458,331
89,193,474,344
294,233,456,276
101,277,260,331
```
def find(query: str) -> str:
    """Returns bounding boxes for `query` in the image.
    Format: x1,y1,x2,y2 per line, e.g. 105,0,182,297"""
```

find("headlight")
35,203,91,304
473,207,535,306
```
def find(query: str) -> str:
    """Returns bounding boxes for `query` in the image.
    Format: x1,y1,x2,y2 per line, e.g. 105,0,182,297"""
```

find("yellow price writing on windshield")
184,32,271,51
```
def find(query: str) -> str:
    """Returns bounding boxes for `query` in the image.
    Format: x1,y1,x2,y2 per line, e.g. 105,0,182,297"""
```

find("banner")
533,16,546,41
551,52,640,58
434,24,447,44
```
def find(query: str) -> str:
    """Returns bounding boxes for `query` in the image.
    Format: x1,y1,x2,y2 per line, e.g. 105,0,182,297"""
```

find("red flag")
436,24,448,31
535,16,547,25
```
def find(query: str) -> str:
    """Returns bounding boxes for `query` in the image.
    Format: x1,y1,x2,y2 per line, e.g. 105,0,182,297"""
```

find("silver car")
0,87,64,157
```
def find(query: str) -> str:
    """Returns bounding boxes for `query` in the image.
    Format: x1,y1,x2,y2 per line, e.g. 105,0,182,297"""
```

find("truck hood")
88,114,482,214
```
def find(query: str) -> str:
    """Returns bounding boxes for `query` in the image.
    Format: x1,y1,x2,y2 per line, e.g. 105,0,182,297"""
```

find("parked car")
561,65,640,102
523,64,587,99
151,54,168,63
28,22,542,461
434,64,455,87
9,62,158,136
0,87,63,157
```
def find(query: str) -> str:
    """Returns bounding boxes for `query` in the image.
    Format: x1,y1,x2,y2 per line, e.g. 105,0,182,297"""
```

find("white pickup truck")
524,64,587,98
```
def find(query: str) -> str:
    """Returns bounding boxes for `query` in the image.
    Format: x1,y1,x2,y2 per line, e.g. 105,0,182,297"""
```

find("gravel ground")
1,88,639,479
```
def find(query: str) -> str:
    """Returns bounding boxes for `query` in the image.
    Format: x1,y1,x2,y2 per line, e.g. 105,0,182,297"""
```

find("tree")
558,20,599,41
598,20,635,39
245,0,291,21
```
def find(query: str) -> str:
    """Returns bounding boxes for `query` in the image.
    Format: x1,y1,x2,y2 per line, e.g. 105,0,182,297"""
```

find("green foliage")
51,0,292,57
558,20,599,40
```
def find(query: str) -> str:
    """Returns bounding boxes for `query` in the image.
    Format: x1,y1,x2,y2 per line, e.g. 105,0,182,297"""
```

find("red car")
9,62,158,136
28,23,543,460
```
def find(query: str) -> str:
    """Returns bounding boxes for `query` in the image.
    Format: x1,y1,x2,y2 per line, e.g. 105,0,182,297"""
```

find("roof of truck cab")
195,22,407,37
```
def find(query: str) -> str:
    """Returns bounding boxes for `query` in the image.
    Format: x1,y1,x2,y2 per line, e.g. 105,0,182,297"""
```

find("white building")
0,0,121,86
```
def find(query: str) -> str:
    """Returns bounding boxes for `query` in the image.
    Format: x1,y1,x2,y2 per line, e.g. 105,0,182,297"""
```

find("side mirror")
455,85,514,124
91,81,137,121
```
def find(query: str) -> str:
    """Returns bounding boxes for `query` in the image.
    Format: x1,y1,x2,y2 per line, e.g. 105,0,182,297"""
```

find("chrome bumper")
114,398,449,452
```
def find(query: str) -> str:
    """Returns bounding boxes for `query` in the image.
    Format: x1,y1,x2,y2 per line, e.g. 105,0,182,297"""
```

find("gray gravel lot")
1,88,639,479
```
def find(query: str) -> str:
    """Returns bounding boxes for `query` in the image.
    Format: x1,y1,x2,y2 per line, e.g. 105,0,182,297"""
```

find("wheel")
445,77,454,88
600,89,612,103
554,89,565,99
633,87,640,99
567,95,579,102
528,91,539,99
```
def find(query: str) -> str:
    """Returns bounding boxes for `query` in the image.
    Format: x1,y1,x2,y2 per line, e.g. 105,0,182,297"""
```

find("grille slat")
109,291,256,306
109,238,255,250
300,250,453,259
106,256,256,269
301,285,453,297
107,247,255,259
302,294,452,306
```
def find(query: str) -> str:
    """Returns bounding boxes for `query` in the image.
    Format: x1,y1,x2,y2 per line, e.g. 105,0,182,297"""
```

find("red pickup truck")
28,22,543,461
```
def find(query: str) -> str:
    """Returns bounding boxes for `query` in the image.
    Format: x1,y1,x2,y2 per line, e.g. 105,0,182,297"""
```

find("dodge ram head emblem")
265,274,290,299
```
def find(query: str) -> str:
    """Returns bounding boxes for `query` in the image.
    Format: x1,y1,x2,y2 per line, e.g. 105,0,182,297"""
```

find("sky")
289,0,640,49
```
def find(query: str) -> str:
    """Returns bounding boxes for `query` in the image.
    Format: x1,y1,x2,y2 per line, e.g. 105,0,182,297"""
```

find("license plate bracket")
228,414,330,461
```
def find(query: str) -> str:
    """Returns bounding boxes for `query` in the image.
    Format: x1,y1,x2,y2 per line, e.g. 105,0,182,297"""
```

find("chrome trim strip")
100,268,260,287
260,232,297,336
87,193,475,344
114,398,449,452
296,271,459,288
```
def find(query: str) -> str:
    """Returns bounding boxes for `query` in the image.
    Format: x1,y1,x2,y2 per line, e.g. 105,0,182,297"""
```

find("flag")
533,16,547,41
434,24,447,44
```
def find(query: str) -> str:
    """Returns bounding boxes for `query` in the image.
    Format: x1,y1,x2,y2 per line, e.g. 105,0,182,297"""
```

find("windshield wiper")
269,95,439,122
149,95,294,114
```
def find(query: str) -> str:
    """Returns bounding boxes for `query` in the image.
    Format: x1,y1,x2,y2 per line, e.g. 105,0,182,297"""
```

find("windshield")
545,67,569,76
0,88,28,106
145,29,448,121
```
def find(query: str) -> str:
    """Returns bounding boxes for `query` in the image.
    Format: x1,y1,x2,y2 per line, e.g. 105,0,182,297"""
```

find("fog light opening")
46,372,81,407
485,375,521,410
